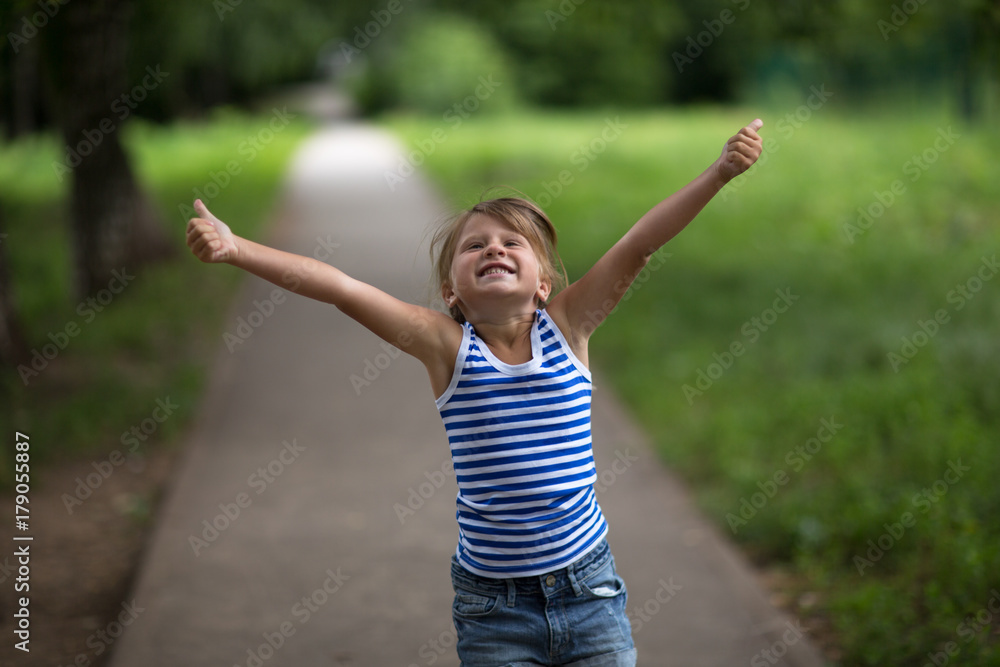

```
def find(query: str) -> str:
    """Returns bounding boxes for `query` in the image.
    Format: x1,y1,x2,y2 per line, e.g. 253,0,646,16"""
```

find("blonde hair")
430,196,568,323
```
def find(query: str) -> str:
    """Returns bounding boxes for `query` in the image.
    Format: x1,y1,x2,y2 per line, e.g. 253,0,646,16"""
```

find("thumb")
747,118,763,132
193,199,220,223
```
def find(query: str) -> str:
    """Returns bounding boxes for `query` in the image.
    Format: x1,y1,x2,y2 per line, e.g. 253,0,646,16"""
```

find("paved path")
110,124,827,666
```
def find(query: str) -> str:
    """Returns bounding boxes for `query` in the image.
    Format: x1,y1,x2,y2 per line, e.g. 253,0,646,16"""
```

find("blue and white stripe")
435,309,608,578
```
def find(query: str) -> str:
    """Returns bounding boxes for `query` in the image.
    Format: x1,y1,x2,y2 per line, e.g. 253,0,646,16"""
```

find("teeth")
482,267,511,275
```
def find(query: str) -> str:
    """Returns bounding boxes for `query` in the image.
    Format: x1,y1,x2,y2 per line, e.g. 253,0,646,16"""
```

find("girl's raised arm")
547,118,763,349
186,200,462,390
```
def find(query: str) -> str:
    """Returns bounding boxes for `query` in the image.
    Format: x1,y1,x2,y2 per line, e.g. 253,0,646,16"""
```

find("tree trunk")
0,204,29,369
49,0,174,299
2,15,47,141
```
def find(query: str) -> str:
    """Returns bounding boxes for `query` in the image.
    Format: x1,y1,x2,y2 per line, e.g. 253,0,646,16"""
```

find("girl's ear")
536,276,552,305
441,282,458,307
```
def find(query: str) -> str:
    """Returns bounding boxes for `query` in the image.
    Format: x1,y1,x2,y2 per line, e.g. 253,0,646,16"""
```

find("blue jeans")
450,539,636,667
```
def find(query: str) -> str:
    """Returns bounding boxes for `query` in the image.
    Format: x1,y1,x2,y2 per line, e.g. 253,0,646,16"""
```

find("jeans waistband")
450,538,612,598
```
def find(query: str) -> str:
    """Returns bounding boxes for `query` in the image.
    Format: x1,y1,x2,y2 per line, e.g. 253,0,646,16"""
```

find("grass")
0,108,313,485
381,106,1000,665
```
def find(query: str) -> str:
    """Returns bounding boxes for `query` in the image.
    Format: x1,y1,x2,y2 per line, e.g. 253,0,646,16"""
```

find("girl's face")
443,214,551,317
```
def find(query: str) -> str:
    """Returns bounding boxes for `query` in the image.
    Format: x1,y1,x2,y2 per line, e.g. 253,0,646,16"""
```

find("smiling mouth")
479,265,515,277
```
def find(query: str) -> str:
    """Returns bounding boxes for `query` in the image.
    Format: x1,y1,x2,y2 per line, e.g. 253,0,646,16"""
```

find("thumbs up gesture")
186,199,239,263
715,118,764,184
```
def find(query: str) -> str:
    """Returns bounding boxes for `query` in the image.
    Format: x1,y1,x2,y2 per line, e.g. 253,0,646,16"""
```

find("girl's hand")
186,199,239,263
715,118,764,184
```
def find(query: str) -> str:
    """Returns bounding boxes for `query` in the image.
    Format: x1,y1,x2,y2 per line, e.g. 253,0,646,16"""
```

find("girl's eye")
463,240,520,250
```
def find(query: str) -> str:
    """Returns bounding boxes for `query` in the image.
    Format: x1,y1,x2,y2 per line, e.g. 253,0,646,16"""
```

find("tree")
0,2,49,141
45,0,173,298
0,204,28,370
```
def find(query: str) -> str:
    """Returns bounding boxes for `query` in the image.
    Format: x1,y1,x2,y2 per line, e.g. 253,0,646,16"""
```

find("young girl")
186,118,763,666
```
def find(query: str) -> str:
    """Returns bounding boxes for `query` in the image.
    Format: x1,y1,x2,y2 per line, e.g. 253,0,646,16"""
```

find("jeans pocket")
453,590,501,617
570,559,635,655
579,559,627,599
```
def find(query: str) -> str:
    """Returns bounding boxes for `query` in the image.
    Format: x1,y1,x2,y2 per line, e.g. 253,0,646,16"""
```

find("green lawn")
0,109,313,481
382,106,1000,665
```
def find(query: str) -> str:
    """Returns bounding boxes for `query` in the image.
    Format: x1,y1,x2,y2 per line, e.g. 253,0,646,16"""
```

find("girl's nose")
485,242,506,257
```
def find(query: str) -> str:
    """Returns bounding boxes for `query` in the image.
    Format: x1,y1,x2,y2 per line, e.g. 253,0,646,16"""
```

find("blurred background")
1,0,998,665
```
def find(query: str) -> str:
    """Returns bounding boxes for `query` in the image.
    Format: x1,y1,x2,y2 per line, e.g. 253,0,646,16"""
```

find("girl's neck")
469,310,537,363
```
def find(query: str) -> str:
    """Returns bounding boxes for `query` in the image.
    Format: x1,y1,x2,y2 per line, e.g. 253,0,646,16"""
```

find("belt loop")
567,565,584,597
506,578,516,607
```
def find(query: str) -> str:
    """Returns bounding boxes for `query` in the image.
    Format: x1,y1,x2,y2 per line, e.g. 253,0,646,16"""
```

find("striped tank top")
435,308,609,578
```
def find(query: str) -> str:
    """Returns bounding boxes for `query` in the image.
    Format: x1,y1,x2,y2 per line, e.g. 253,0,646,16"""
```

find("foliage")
353,12,519,114
2,0,996,127
429,0,682,107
